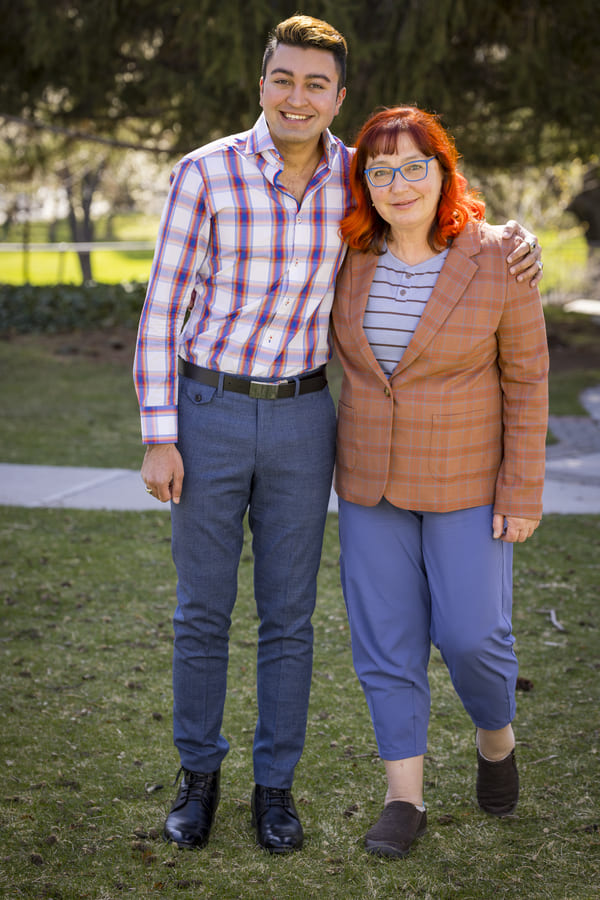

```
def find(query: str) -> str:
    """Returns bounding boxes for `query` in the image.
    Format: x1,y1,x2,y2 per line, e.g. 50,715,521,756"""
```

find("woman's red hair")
340,106,485,254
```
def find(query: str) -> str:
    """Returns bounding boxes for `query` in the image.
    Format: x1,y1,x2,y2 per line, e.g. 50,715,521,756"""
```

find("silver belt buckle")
249,380,283,400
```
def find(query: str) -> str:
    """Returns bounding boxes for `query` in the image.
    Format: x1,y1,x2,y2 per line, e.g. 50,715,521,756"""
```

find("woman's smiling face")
366,133,443,241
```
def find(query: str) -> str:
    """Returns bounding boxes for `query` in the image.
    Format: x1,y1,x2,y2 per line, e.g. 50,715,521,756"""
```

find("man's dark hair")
262,15,348,90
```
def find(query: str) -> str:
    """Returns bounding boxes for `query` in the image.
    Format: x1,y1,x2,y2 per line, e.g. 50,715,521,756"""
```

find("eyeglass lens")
366,159,433,186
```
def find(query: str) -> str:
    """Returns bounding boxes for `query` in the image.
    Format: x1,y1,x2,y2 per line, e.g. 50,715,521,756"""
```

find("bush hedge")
0,282,148,334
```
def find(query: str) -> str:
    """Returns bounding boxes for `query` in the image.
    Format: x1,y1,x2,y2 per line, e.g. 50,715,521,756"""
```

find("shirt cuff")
140,407,179,444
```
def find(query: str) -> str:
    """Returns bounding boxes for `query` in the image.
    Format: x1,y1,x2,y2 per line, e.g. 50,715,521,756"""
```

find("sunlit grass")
1,213,159,244
536,228,589,296
0,248,154,285
0,213,159,285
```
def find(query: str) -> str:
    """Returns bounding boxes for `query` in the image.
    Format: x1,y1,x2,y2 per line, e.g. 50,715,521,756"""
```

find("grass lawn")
535,228,589,296
0,214,159,286
0,329,143,469
544,305,600,416
0,247,155,286
0,507,598,899
0,296,599,897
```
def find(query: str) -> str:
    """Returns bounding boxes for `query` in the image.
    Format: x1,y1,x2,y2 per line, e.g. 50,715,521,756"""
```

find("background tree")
1,0,598,165
1,0,598,282
341,0,600,168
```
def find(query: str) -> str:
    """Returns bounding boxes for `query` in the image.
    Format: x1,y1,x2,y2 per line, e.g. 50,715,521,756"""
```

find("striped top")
363,246,449,376
133,113,353,443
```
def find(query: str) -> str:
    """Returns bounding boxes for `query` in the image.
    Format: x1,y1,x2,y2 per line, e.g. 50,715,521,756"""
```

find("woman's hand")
503,220,543,287
493,514,540,543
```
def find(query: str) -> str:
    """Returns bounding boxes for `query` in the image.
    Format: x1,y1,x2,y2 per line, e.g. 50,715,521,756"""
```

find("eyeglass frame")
364,157,437,188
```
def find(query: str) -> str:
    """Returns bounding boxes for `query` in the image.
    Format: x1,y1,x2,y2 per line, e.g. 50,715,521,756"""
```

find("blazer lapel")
393,225,481,373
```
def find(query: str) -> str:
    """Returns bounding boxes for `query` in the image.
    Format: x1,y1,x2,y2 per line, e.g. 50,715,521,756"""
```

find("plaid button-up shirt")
134,114,353,443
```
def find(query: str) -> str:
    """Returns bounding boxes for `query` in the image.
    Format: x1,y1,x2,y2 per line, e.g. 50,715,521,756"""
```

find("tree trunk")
59,158,106,283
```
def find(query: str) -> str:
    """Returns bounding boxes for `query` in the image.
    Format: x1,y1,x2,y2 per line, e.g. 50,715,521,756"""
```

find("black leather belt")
178,358,327,400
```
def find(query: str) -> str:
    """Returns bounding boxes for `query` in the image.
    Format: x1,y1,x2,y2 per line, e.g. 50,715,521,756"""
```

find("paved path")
542,386,600,511
2,387,600,515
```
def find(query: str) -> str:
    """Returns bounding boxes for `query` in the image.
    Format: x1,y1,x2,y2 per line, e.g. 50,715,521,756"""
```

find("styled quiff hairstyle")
262,15,348,90
340,106,486,255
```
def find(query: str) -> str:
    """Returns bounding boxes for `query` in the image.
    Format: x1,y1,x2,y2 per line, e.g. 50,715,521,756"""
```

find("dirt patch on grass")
545,311,600,372
2,326,138,367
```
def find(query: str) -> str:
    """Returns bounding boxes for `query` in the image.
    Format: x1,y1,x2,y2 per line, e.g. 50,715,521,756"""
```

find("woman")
331,106,549,858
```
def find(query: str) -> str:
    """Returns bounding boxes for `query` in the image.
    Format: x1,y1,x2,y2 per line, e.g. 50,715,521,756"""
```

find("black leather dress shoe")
163,768,220,849
251,784,304,853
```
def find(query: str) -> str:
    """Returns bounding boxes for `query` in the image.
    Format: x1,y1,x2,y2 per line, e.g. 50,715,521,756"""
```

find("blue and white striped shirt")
364,246,449,376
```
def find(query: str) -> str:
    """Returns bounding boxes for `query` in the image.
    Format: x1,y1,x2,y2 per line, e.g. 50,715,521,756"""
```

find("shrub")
0,282,148,334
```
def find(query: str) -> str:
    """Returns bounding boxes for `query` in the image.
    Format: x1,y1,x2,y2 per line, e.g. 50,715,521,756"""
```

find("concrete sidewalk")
2,387,599,516
2,456,600,514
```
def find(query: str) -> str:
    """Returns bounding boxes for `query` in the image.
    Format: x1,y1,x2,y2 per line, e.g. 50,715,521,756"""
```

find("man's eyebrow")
268,67,332,83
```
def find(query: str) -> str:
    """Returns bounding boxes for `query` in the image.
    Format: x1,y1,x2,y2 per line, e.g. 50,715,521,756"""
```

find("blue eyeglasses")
364,157,436,187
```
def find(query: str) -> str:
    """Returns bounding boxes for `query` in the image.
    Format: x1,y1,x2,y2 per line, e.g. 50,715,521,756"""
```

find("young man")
134,15,542,854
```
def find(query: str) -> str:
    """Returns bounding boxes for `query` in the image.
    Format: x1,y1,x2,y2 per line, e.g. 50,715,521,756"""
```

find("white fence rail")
0,242,155,252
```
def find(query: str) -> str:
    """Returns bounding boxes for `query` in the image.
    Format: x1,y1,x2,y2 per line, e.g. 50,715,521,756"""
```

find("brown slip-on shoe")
476,748,519,817
364,801,427,858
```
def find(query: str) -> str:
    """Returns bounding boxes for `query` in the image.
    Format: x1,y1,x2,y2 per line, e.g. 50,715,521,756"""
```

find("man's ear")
335,86,347,116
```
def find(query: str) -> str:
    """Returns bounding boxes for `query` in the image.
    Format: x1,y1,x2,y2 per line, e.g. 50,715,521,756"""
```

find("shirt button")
384,386,391,397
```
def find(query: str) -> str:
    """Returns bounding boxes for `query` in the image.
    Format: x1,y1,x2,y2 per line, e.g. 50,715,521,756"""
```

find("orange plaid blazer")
331,222,549,518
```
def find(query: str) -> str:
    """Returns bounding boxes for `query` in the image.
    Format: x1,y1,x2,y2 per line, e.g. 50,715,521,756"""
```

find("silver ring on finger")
145,486,153,494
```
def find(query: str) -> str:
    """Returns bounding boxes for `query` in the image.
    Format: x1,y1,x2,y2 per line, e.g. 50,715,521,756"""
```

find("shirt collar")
244,113,339,170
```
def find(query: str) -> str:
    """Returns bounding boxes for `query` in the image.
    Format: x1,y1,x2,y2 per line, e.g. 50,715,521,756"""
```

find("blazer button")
384,386,391,397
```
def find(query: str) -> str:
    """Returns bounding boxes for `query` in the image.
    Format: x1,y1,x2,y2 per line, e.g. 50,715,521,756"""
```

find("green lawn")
0,247,155,286
0,214,159,285
535,228,589,295
0,507,598,899
0,333,143,468
0,293,599,897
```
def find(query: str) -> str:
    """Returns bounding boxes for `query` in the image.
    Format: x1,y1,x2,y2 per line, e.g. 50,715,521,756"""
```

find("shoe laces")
174,767,216,805
263,788,293,809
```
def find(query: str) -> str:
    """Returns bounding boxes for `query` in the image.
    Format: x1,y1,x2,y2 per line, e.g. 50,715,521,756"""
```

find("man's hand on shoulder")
502,220,543,288
141,443,184,504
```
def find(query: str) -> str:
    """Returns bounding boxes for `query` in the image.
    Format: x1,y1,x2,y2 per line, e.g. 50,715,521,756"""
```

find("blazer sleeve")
493,252,549,519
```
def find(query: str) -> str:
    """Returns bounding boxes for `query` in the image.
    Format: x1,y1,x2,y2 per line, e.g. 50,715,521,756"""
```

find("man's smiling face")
259,43,346,155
